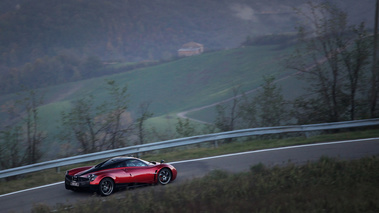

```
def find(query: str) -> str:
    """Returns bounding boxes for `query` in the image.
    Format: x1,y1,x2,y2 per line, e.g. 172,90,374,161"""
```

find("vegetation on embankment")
33,155,379,212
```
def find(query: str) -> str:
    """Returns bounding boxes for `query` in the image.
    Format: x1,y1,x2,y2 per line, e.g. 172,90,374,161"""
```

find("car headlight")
88,174,97,182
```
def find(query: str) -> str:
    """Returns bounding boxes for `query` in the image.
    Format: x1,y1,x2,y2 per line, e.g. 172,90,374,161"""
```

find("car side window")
125,159,147,167
115,161,127,168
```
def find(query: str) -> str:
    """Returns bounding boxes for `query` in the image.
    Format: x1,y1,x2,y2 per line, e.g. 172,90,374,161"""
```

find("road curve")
1,138,379,212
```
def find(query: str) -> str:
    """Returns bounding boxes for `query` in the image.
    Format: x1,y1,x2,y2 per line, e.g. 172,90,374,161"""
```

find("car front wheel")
158,168,172,185
98,178,114,196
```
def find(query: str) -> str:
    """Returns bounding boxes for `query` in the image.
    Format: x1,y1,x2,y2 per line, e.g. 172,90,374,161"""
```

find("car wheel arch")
98,177,115,196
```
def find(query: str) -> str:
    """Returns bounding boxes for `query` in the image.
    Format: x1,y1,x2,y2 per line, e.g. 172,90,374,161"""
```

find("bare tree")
60,95,106,153
214,87,242,132
104,80,131,149
0,126,25,169
135,101,153,145
0,89,45,167
288,2,371,123
60,80,131,153
371,0,379,118
338,23,371,119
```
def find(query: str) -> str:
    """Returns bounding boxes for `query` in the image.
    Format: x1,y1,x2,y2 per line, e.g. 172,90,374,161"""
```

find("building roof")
182,42,203,48
178,47,201,52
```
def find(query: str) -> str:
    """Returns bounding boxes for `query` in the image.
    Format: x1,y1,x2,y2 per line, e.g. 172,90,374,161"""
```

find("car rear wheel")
99,178,114,196
158,168,172,185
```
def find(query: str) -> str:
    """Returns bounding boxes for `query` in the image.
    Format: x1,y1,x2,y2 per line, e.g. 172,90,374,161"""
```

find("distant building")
178,42,204,57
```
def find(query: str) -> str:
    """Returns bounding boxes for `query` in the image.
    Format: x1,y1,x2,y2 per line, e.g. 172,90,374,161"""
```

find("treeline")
241,34,297,47
0,53,183,95
0,54,104,94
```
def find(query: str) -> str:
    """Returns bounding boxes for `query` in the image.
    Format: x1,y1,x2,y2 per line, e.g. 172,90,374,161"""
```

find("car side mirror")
160,160,165,164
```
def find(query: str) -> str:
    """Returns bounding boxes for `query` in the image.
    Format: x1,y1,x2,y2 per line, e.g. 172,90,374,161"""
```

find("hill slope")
38,45,293,121
0,44,298,158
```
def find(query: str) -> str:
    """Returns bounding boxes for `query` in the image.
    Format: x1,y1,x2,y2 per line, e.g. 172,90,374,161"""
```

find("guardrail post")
214,140,218,148
304,131,309,138
56,167,60,173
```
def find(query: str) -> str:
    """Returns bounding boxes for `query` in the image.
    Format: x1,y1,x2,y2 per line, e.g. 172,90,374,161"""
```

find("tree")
60,80,131,153
0,89,45,167
338,23,371,119
238,76,287,128
370,0,379,118
259,76,286,127
288,2,371,123
22,90,45,163
176,118,196,138
0,126,25,169
60,95,106,153
103,80,131,149
214,87,242,132
135,101,153,145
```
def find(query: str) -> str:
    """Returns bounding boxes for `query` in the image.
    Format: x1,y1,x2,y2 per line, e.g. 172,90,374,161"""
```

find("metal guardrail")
1,118,379,179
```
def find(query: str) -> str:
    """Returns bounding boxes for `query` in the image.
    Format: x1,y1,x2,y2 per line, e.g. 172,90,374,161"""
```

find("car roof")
95,157,138,168
112,156,137,160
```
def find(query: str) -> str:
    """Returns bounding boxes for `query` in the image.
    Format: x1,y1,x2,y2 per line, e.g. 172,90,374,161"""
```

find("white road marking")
1,137,378,198
170,137,379,164
0,181,64,198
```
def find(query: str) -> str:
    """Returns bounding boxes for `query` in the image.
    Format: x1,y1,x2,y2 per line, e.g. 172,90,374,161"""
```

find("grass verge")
33,155,379,212
1,128,378,195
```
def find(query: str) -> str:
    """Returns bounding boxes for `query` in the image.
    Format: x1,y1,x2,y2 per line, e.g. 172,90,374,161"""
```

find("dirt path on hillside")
177,53,330,124
177,71,300,124
46,83,83,104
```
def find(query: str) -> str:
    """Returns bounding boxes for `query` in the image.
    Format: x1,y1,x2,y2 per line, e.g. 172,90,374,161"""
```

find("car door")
123,159,156,183
112,161,134,184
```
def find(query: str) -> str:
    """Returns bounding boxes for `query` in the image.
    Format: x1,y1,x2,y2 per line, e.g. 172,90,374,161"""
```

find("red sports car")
65,156,177,196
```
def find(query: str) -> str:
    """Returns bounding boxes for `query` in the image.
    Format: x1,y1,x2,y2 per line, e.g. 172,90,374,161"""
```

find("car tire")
158,168,172,185
98,178,114,196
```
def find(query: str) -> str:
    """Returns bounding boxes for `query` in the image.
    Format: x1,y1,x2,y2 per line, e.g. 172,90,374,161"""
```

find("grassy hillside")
41,45,295,122
0,44,301,158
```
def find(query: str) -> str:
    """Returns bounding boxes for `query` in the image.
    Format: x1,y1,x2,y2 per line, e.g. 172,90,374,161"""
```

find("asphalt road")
1,138,379,212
